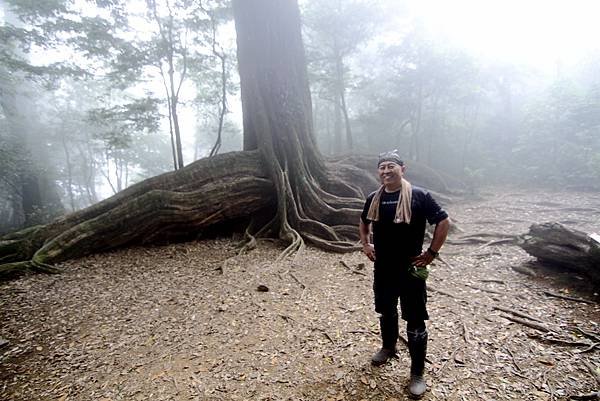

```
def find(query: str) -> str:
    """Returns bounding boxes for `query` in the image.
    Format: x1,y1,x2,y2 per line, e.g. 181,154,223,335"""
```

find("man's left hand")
412,251,435,267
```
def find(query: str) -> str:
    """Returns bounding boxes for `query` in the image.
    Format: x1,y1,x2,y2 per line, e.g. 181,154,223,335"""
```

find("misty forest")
1,0,599,400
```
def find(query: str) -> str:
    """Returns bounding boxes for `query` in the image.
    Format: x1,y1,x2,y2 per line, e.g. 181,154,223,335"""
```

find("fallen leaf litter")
1,188,599,400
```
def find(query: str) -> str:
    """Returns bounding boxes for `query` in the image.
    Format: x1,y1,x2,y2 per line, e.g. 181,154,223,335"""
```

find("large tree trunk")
232,0,369,256
518,223,600,284
0,152,274,274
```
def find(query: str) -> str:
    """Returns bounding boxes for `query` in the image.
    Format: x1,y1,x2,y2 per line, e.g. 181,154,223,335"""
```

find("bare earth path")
1,188,599,400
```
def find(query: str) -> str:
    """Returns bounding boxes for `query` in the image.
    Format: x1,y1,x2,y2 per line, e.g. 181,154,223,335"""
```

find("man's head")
377,151,406,189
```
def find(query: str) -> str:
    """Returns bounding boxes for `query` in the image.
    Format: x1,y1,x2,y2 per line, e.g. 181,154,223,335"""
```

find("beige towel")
366,178,412,224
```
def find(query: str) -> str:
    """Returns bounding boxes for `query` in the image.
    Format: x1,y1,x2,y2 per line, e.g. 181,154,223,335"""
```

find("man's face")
378,161,405,187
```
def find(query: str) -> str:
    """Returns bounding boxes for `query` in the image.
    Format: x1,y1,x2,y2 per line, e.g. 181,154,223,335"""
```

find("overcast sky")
398,0,600,74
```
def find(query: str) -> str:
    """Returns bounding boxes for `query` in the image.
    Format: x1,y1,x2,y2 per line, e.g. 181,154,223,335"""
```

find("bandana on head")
378,150,404,167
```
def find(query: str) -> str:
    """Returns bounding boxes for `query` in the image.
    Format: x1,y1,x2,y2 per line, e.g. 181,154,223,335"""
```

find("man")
359,151,449,398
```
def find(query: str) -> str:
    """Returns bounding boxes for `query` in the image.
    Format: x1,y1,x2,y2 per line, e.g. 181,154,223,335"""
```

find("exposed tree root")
465,284,503,295
0,260,60,278
578,343,600,353
238,228,257,255
339,260,367,276
543,291,596,305
574,328,600,344
582,359,600,387
526,333,596,348
501,314,551,333
447,234,518,246
277,224,304,262
329,153,469,196
288,271,306,289
510,264,538,277
434,344,465,377
492,305,546,323
569,392,600,400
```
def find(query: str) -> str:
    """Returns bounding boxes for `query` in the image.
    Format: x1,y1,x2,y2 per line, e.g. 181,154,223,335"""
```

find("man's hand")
362,243,376,261
412,218,449,267
359,220,375,261
412,251,435,267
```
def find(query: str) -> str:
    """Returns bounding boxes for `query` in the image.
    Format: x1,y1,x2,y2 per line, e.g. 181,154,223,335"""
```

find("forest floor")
1,187,599,401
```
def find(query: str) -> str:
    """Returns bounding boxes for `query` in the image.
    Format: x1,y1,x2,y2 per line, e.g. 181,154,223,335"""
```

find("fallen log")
518,223,600,285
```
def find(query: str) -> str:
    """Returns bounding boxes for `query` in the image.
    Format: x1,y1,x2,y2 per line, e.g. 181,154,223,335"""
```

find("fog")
1,0,599,233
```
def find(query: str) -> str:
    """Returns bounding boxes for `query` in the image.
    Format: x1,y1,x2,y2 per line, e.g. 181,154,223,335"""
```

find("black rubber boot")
407,328,428,398
371,314,398,366
371,347,396,366
408,375,426,398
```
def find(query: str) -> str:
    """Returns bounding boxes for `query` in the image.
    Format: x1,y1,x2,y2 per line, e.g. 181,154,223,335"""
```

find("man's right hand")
362,243,376,261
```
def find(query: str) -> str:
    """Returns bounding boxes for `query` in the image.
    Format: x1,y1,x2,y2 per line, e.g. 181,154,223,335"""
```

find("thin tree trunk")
125,159,129,189
333,38,352,151
333,97,342,154
395,119,410,150
461,100,480,172
340,88,353,151
158,58,178,169
325,101,332,155
151,0,183,170
165,86,178,170
209,12,228,158
79,141,98,205
169,72,184,169
102,153,118,195
426,95,440,166
21,175,42,226
60,130,75,211
412,72,424,161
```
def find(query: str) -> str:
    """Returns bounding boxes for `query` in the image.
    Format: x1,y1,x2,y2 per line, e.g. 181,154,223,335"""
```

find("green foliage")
86,96,171,181
3,0,71,21
87,97,162,143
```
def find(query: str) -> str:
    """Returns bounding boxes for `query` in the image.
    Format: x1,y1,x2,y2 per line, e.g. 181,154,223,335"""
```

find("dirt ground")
1,188,599,401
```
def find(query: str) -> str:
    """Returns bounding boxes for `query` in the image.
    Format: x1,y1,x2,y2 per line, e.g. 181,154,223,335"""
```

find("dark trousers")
374,265,428,373
373,266,429,323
